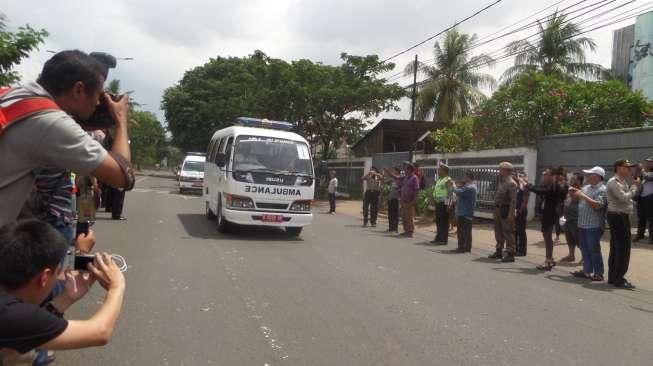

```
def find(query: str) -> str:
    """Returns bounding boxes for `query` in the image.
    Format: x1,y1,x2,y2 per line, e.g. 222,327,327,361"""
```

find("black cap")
614,159,636,168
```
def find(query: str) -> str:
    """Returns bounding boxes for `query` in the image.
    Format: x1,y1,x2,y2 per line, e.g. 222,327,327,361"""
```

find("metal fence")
325,159,369,199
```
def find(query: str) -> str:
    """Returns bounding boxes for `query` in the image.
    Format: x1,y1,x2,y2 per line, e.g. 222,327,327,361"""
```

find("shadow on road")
177,214,303,242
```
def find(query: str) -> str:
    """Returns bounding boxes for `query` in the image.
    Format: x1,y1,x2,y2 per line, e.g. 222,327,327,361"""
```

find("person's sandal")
537,261,554,271
560,255,575,262
572,270,589,278
590,274,604,282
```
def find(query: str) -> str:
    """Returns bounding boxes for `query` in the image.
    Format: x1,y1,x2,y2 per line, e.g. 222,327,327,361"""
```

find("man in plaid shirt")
569,166,607,281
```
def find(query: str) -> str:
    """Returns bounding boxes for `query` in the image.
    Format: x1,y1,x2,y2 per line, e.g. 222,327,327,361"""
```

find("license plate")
261,214,284,223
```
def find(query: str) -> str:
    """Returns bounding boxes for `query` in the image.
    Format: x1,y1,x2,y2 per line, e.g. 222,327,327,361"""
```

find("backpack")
0,87,61,136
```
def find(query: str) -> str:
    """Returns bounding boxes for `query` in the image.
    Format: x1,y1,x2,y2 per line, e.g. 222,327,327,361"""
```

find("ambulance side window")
207,138,216,161
224,137,234,169
214,138,225,163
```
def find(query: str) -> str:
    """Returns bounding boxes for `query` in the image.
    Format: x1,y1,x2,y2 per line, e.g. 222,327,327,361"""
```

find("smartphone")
74,255,95,271
76,221,94,236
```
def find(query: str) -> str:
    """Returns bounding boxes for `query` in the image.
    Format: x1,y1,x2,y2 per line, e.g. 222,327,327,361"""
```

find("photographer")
0,219,125,363
0,50,134,227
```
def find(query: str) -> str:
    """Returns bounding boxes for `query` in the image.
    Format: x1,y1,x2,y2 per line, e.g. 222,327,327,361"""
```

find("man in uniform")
431,163,453,245
489,162,518,262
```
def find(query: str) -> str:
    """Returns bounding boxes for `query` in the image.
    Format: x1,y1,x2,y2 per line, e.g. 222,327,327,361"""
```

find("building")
611,11,653,98
350,119,441,158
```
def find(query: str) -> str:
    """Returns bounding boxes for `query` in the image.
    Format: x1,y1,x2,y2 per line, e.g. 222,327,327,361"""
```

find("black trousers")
515,210,528,256
435,202,449,243
639,195,653,240
328,193,336,213
110,188,125,219
387,198,399,231
607,212,631,285
457,216,473,251
363,190,380,225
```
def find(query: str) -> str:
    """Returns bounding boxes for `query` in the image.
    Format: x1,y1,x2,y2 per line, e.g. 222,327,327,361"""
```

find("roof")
351,119,438,149
211,126,309,143
183,155,206,162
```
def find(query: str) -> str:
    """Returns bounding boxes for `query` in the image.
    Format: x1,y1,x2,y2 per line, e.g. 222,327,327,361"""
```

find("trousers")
457,216,473,251
435,202,449,243
494,207,516,254
387,198,399,231
607,212,631,285
363,190,380,225
515,210,528,255
328,193,336,213
401,201,415,234
579,227,604,276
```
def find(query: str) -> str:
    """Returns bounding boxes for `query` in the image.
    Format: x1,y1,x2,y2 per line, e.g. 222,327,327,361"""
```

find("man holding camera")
0,219,125,364
0,50,134,227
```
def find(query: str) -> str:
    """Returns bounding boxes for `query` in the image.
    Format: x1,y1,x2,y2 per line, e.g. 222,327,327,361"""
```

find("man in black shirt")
0,219,125,363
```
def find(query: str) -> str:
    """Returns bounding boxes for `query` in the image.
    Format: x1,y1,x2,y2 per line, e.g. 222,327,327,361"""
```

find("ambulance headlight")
294,176,313,186
290,200,312,212
233,171,254,183
225,194,255,209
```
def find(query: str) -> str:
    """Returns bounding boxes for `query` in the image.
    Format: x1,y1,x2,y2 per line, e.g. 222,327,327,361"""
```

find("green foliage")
0,14,48,85
161,51,405,159
430,116,477,152
417,186,437,213
129,110,166,169
474,72,653,148
405,29,495,124
502,11,605,84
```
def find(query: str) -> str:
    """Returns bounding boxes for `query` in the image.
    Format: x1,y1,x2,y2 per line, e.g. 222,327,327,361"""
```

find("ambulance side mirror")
215,153,227,168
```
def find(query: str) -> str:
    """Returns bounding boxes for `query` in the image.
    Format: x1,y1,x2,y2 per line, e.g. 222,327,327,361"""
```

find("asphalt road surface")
60,175,653,366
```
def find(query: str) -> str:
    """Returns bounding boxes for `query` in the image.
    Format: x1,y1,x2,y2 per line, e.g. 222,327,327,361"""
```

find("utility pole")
409,54,418,162
410,54,418,122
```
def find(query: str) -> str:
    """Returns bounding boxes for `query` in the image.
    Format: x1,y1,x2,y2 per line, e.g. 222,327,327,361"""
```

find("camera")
79,93,121,129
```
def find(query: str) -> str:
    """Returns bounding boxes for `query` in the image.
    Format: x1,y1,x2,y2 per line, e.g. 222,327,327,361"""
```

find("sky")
3,0,645,126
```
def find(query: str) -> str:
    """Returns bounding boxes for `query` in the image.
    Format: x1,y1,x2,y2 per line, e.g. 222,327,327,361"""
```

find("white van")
203,118,314,236
178,153,206,194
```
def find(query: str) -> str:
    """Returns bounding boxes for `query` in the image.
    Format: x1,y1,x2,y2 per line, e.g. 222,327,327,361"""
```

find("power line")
380,0,505,63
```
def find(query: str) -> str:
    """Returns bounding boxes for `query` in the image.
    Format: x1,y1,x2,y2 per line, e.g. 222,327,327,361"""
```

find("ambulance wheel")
216,200,230,233
286,227,303,237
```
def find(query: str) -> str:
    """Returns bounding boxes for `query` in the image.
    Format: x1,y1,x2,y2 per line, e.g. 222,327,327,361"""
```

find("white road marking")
135,177,148,184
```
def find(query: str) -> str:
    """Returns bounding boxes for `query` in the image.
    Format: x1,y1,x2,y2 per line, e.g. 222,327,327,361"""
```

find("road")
60,175,653,366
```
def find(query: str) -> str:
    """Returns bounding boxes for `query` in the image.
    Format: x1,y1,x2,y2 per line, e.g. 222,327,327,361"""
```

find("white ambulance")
203,118,314,236
178,153,206,194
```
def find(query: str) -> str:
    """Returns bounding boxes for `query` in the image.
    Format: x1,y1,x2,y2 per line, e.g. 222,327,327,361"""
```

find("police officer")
431,163,453,245
489,162,518,262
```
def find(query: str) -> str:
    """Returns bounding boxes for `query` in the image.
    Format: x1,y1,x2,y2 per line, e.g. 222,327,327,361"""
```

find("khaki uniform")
401,201,416,234
494,176,518,254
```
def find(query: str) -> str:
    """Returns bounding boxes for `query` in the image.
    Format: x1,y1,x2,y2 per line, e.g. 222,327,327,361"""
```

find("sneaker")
614,280,635,289
488,250,502,259
430,240,446,246
501,252,515,263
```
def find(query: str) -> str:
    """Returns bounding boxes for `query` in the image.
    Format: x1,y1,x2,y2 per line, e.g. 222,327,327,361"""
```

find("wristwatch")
45,302,64,318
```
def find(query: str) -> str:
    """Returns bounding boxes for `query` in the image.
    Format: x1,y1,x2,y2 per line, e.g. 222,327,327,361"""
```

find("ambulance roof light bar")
236,117,294,131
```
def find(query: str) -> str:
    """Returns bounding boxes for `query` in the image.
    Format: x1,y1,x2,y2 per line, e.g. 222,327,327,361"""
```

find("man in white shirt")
327,170,338,214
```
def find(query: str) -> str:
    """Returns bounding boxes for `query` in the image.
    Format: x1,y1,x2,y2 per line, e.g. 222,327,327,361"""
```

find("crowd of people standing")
340,156,653,290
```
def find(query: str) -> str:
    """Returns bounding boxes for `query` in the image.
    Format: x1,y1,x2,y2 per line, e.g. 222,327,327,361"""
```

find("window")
207,138,216,161
224,137,234,169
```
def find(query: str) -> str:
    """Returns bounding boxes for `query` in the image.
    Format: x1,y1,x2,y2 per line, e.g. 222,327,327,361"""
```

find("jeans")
328,193,336,213
363,190,380,225
579,227,604,276
607,212,631,285
435,202,449,243
457,216,473,251
387,198,399,231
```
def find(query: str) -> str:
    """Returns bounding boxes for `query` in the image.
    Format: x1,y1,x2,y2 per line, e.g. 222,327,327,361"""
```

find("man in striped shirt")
569,166,607,281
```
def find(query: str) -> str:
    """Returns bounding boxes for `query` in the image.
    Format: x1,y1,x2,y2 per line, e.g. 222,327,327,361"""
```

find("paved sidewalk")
320,200,653,292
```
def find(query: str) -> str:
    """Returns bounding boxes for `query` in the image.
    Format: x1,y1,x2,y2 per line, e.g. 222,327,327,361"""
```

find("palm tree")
405,29,496,125
501,11,605,83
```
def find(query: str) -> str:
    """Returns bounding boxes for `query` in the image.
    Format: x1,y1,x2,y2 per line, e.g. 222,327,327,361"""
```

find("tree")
430,116,476,152
474,72,653,148
405,29,495,125
129,110,166,169
161,51,405,159
501,11,605,84
0,13,48,85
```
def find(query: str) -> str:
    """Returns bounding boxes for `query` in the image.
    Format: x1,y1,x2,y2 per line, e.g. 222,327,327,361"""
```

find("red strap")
0,97,61,135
